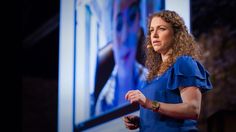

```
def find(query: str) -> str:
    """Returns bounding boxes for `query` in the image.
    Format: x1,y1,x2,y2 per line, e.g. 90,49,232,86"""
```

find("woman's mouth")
153,40,161,46
122,51,130,61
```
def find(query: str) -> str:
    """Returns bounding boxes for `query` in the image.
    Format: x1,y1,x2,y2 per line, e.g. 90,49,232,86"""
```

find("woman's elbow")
190,105,200,120
185,103,200,120
191,112,199,120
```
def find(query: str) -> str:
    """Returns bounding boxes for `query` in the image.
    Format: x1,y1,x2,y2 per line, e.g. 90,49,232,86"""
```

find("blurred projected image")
75,0,164,123
95,0,146,115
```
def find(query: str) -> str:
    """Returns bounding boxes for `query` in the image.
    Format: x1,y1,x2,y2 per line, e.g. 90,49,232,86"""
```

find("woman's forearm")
145,99,200,120
157,102,200,120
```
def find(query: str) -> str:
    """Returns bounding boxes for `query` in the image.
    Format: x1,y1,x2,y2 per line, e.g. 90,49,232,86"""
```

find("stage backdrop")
58,0,190,131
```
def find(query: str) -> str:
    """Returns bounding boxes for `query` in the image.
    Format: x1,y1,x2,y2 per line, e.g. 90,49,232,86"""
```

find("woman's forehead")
150,17,170,27
114,0,139,14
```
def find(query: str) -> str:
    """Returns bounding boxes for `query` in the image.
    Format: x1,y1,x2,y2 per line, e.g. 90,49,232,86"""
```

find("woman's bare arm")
125,87,202,120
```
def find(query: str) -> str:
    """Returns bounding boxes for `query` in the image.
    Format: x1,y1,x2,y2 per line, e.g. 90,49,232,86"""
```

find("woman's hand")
125,90,152,109
123,115,140,130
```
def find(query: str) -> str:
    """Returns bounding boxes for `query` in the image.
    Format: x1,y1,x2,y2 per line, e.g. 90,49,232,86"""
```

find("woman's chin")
119,58,134,67
153,48,161,53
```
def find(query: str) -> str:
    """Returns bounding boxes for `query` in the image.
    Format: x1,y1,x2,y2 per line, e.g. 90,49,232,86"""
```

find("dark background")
22,0,59,132
22,0,236,132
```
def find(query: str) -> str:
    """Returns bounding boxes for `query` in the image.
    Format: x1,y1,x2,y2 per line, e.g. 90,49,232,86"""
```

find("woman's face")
150,16,174,54
112,0,140,67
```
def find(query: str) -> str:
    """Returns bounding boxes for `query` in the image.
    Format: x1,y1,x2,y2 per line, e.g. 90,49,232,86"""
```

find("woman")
123,10,212,131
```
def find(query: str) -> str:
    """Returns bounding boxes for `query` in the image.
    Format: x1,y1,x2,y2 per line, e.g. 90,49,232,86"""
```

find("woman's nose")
121,25,128,44
153,30,159,38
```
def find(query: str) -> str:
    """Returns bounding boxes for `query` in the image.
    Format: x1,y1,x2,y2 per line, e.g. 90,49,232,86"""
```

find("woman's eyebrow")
116,12,122,20
151,25,168,28
128,1,139,10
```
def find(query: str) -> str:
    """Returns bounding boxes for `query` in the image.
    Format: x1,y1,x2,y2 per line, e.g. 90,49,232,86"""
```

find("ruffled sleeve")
167,56,212,93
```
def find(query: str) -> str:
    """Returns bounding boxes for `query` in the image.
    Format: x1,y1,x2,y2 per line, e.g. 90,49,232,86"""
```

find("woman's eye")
128,12,136,25
159,28,166,31
127,4,138,26
116,18,123,32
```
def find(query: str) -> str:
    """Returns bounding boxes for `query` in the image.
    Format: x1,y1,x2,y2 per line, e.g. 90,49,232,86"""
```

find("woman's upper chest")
141,69,182,103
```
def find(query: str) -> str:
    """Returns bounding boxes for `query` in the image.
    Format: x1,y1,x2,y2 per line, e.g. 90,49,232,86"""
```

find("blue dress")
139,55,212,132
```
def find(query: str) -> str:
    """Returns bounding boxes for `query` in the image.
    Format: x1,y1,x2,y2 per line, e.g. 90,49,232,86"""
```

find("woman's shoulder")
172,55,205,77
167,55,213,91
175,55,195,64
174,55,199,69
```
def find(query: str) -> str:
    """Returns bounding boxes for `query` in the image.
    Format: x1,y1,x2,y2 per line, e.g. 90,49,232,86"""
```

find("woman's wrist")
144,98,153,110
145,98,160,112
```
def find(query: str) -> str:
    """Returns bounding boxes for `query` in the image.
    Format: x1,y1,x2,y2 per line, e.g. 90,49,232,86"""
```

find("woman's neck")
117,63,135,80
161,49,172,62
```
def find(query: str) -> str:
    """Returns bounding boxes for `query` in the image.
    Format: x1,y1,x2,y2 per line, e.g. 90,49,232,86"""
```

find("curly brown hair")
145,10,201,81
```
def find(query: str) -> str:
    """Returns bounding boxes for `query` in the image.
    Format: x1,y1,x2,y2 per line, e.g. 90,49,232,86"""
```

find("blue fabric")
139,55,212,132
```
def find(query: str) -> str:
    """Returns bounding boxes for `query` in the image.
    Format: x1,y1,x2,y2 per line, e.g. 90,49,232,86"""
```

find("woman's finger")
125,122,136,128
125,90,140,100
125,90,134,100
126,91,139,100
123,117,131,123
